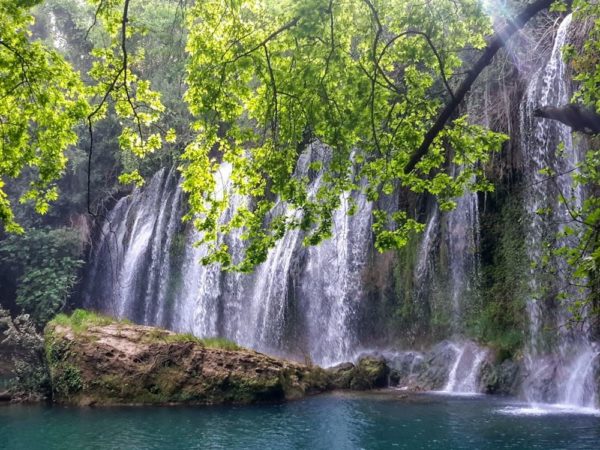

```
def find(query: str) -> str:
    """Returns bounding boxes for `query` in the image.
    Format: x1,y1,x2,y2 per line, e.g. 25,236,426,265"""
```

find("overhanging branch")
404,0,556,174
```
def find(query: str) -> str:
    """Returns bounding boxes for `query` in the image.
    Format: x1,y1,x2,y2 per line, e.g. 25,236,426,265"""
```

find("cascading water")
519,13,599,409
84,167,184,324
83,143,373,367
439,176,484,393
408,192,485,394
446,185,481,331
443,341,488,394
300,185,372,366
409,180,484,393
413,205,439,305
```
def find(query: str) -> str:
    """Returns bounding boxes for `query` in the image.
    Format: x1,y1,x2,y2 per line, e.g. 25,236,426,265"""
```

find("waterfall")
414,206,439,301
301,185,372,366
83,167,184,323
79,12,597,399
83,143,373,367
410,173,483,393
519,13,598,409
446,187,480,330
409,191,484,394
443,341,488,394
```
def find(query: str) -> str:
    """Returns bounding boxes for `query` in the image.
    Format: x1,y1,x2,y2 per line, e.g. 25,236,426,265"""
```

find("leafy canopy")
8,0,577,272
556,0,600,324
0,0,171,229
182,0,506,270
0,0,88,231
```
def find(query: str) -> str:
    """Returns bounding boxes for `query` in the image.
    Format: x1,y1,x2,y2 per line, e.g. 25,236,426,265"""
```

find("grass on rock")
49,309,241,350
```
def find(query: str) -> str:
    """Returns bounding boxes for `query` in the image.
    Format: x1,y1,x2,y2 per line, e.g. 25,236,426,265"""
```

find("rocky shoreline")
2,311,575,406
44,317,391,406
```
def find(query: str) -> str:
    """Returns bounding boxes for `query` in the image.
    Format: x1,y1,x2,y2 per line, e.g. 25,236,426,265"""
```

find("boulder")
325,356,390,390
386,351,425,388
326,362,356,389
480,358,522,395
350,356,389,390
44,321,329,406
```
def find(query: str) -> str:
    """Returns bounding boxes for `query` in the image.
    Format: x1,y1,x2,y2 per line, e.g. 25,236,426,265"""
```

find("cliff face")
44,318,331,406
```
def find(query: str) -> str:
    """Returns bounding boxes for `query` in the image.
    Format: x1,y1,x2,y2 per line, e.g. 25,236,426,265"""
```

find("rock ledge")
45,320,329,406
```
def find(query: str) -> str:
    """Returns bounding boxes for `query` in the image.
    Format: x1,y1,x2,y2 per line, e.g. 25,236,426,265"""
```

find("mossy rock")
327,362,356,389
44,310,328,406
350,356,389,390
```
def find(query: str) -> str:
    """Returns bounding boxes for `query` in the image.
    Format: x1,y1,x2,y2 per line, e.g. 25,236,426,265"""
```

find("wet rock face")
327,362,356,389
595,359,600,406
479,358,522,395
326,356,389,390
351,356,389,390
44,323,329,406
415,341,457,390
386,351,425,389
383,343,524,395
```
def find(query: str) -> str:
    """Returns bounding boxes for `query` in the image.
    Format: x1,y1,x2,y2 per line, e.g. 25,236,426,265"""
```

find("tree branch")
86,0,132,218
534,104,600,134
404,0,556,174
225,17,299,64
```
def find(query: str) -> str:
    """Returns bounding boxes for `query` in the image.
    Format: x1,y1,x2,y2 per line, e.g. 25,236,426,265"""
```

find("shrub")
0,227,84,327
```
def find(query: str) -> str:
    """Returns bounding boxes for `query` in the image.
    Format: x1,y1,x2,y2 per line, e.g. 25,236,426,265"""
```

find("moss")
350,357,389,390
51,310,242,350
227,376,284,403
45,327,83,400
150,366,185,399
140,328,172,343
53,365,83,398
91,374,122,398
385,229,439,344
140,328,242,350
169,231,187,259
471,185,528,358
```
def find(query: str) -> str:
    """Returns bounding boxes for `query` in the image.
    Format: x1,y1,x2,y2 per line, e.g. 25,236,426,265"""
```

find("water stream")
443,342,488,394
519,13,599,409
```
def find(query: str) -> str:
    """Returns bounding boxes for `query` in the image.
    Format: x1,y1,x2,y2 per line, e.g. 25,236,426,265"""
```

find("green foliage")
52,364,83,398
0,0,176,231
182,0,506,270
552,3,600,329
51,309,242,349
3,0,600,281
198,336,241,351
0,228,84,326
388,230,444,342
44,324,84,399
570,0,600,112
0,309,50,400
148,329,242,350
0,0,89,232
472,190,527,358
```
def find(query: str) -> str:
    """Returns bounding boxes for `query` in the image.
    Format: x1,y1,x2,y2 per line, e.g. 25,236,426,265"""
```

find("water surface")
1,391,599,449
